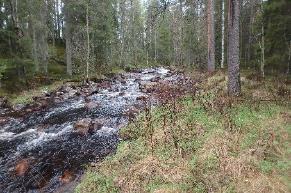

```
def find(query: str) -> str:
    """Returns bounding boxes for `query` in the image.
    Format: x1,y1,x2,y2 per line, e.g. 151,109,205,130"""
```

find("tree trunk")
154,27,157,64
261,24,265,78
32,23,39,72
86,2,90,81
227,0,241,96
260,0,265,78
287,40,291,75
221,0,225,68
207,0,215,72
64,1,72,76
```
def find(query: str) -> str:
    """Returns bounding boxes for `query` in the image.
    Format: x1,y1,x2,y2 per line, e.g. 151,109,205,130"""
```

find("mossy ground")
76,70,291,193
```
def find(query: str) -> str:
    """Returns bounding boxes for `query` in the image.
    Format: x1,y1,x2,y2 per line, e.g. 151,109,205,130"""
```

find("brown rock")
136,96,147,101
59,170,74,184
99,81,111,89
15,159,29,176
90,118,105,132
74,118,92,135
0,117,7,125
139,81,158,93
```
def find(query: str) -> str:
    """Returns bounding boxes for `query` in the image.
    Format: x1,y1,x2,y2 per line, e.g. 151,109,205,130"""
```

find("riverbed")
0,68,186,193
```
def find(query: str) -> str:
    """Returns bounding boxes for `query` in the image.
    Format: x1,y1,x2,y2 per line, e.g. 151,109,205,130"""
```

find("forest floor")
76,69,291,193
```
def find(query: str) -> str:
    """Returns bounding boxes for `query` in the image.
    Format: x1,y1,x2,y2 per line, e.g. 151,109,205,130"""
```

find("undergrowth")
76,71,291,193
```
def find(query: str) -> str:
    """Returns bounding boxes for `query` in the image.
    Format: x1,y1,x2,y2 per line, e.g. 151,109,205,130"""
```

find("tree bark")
261,24,265,78
207,0,215,72
227,0,241,96
64,0,72,76
287,40,291,75
260,0,265,78
86,2,90,81
221,0,225,68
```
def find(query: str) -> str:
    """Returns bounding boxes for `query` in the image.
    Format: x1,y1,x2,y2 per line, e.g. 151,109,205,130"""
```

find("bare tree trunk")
32,24,39,72
42,2,49,75
207,0,215,72
56,0,61,40
221,0,225,68
227,0,241,96
86,2,90,81
260,0,265,78
64,0,72,76
154,27,157,64
287,40,291,75
179,0,184,66
261,24,265,78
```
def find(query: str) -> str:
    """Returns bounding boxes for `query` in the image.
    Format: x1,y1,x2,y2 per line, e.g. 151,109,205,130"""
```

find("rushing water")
0,68,178,193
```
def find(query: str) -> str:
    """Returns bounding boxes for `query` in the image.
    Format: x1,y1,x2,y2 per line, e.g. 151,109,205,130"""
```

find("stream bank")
0,68,189,193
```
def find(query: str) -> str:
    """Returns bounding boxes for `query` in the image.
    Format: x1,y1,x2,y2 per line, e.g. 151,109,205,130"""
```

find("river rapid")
0,68,186,193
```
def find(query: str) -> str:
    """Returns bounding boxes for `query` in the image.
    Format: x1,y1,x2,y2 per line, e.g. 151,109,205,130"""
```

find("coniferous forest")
0,0,290,193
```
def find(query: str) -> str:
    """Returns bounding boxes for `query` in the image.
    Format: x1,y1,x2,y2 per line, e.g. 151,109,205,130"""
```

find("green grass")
76,70,291,193
9,81,64,105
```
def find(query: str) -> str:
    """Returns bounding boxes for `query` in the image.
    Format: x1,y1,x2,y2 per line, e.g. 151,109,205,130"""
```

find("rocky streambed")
0,68,190,193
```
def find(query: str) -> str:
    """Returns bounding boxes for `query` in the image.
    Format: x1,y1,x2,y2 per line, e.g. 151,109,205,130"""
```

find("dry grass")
76,70,291,193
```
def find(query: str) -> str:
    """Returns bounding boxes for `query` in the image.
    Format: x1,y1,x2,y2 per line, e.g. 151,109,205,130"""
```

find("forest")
0,0,290,193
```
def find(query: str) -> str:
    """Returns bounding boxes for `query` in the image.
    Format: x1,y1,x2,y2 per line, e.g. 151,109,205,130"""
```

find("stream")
0,68,185,193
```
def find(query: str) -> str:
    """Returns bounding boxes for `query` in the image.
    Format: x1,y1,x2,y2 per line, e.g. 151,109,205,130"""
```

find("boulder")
139,81,158,93
13,104,26,111
0,117,7,125
98,81,111,89
59,170,74,184
136,95,147,101
90,118,105,133
15,159,30,176
74,118,92,135
85,101,100,109
54,96,63,103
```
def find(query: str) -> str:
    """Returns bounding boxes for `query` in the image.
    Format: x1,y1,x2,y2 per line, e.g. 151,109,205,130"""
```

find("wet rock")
15,159,30,176
88,90,99,96
136,96,148,101
63,90,78,99
13,104,26,111
25,108,33,113
0,117,8,125
139,81,158,93
85,101,100,109
74,118,92,135
56,91,64,96
59,170,74,184
54,96,63,103
37,97,49,108
150,76,161,82
119,92,126,96
90,118,105,132
98,81,111,89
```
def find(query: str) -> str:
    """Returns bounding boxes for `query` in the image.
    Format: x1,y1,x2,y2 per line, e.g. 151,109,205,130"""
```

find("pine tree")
228,0,241,96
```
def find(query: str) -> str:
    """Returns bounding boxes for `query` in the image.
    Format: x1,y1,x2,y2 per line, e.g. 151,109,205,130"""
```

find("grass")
8,80,65,105
76,70,291,193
